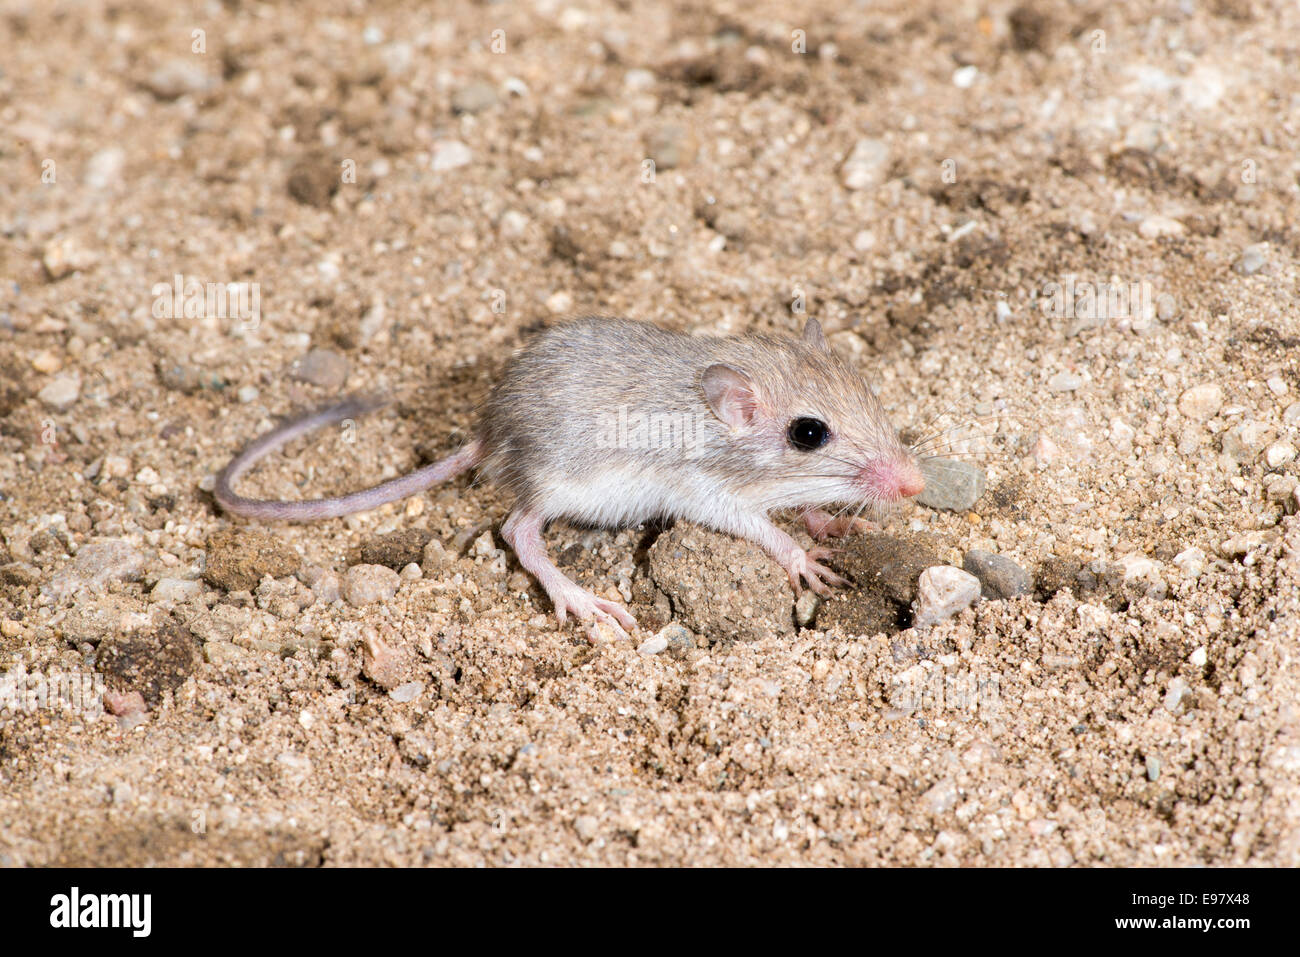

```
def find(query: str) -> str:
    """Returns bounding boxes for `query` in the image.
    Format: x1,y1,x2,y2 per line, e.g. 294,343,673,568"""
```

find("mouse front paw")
780,545,848,597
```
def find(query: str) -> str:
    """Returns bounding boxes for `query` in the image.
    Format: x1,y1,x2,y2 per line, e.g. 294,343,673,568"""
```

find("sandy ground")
1,0,1298,866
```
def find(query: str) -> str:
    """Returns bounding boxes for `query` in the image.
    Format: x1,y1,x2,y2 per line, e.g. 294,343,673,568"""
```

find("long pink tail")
214,395,482,522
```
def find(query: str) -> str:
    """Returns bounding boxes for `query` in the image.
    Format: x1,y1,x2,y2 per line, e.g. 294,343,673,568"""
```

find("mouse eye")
787,417,830,451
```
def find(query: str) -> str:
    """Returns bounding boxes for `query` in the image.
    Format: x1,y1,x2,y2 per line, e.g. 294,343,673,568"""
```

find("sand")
1,0,1298,866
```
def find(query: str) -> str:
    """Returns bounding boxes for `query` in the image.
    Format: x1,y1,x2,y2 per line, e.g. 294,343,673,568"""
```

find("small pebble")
840,137,890,191
952,65,978,88
31,349,63,374
150,578,202,602
962,550,1031,599
1115,553,1156,582
312,572,341,604
237,385,259,403
1178,383,1224,420
1233,243,1267,275
644,123,697,170
203,529,298,591
795,591,823,627
1164,677,1189,713
1189,647,1208,667
1172,547,1205,578
360,630,404,688
83,146,125,190
912,566,981,627
917,459,986,512
451,81,498,114
1265,441,1296,467
1047,370,1083,392
45,540,144,600
637,635,669,655
343,564,400,605
657,622,695,656
293,348,349,390
1138,215,1184,239
431,140,473,171
144,60,214,99
42,236,97,280
573,815,599,842
388,681,425,703
37,374,81,410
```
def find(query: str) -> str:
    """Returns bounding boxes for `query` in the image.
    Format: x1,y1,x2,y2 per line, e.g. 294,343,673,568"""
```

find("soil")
1,0,1298,866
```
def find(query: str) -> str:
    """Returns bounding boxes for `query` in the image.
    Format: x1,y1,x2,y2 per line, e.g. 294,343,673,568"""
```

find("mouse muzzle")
858,453,925,502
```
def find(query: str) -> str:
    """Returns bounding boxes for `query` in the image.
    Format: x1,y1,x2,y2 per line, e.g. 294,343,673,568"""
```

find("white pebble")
1172,547,1206,578
1265,441,1296,467
637,636,669,655
342,564,400,605
37,374,81,411
1138,215,1185,239
1115,553,1156,582
388,681,424,703
1047,370,1083,392
1164,677,1189,713
840,137,890,191
1178,383,1224,420
431,140,472,171
912,566,981,628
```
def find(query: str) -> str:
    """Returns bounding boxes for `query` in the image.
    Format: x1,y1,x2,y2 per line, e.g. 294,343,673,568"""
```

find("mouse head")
701,318,924,511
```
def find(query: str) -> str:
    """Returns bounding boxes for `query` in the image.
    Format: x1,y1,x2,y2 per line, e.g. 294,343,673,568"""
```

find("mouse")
215,316,925,635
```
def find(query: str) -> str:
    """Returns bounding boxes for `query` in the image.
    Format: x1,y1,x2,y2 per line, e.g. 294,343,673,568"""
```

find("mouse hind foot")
802,508,877,541
501,508,638,637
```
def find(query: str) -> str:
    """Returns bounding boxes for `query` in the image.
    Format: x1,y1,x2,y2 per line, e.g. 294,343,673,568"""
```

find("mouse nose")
861,456,925,501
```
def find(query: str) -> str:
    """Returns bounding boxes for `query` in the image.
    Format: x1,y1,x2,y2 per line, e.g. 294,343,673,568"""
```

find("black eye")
787,417,830,451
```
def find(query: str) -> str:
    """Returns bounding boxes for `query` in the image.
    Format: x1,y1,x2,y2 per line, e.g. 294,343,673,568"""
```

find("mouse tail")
214,394,482,522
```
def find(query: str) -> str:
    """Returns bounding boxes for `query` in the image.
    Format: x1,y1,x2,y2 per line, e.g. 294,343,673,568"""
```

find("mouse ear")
802,318,828,351
701,363,760,427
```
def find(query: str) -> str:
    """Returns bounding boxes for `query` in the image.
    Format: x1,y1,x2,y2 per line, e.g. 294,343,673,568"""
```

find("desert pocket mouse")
215,316,925,634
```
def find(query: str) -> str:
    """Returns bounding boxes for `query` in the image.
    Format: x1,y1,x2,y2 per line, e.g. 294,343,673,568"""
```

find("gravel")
44,541,144,600
912,566,982,627
916,460,987,512
342,564,400,605
962,550,1032,599
840,137,890,191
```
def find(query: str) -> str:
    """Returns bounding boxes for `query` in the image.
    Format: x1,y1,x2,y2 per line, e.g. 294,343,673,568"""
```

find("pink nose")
897,461,925,498
862,457,925,501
